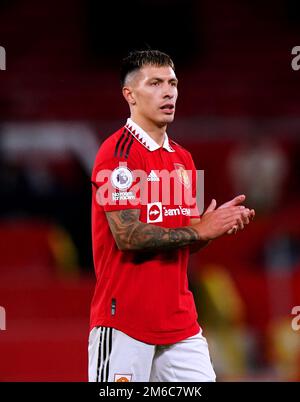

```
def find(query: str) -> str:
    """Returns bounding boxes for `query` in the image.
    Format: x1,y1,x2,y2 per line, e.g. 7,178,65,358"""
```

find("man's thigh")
88,326,155,382
150,330,216,382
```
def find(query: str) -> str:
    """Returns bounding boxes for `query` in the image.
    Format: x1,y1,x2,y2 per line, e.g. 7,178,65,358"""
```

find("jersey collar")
125,118,175,152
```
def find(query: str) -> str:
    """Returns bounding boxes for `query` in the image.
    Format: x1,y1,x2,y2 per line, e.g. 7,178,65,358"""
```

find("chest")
139,149,193,227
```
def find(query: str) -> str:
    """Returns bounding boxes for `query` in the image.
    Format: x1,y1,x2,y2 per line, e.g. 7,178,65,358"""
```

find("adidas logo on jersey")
147,170,160,182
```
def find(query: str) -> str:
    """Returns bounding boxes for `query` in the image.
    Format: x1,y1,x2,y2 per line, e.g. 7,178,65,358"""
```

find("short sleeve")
92,155,142,212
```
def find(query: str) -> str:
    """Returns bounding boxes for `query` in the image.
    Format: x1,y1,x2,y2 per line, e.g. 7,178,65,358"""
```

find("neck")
130,114,166,147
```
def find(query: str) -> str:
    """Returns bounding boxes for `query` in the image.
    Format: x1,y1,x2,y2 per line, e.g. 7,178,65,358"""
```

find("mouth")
159,104,175,114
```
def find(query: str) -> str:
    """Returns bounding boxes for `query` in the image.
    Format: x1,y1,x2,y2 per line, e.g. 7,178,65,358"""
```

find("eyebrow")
149,77,178,83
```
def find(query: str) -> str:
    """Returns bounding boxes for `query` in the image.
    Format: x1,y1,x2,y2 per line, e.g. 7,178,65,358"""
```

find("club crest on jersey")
174,163,190,189
114,374,132,382
111,166,133,190
147,202,163,223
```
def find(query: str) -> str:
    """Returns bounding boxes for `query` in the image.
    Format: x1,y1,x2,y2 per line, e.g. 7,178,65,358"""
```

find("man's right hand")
192,198,254,242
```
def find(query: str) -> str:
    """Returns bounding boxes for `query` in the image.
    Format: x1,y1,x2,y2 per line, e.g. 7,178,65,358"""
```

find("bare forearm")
106,209,200,251
189,217,211,253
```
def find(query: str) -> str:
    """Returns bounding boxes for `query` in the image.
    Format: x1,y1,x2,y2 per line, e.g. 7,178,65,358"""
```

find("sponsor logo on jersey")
147,202,191,223
114,374,132,382
147,170,160,182
163,206,191,216
111,166,133,190
147,202,163,223
174,163,190,189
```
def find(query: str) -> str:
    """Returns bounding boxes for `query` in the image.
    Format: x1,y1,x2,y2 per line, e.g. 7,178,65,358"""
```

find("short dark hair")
120,50,175,86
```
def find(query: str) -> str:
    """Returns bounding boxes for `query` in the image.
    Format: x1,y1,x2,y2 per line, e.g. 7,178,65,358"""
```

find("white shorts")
88,326,216,382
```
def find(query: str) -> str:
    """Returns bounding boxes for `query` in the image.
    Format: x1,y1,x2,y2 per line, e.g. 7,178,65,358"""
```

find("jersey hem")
89,319,201,345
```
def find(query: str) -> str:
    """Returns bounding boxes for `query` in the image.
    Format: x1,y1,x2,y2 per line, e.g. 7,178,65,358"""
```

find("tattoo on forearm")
106,209,200,251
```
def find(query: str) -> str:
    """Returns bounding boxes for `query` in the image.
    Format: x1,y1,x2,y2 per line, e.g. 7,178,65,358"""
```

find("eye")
151,81,160,86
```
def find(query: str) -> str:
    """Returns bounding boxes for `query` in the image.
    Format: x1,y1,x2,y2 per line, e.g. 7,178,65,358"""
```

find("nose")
162,83,176,99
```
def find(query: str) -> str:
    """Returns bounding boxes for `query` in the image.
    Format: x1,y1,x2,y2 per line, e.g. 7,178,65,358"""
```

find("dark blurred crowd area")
0,0,300,381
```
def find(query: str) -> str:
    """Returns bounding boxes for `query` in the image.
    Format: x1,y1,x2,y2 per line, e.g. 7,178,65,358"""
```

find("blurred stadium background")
0,0,300,381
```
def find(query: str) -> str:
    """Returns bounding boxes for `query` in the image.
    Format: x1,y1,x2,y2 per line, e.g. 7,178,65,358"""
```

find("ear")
122,86,136,105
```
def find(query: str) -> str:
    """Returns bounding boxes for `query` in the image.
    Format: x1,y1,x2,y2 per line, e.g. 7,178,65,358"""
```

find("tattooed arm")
105,209,200,251
106,202,254,252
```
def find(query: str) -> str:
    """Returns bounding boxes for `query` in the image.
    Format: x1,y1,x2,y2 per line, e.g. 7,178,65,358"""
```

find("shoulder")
169,138,194,162
96,127,141,161
92,126,143,176
169,138,189,154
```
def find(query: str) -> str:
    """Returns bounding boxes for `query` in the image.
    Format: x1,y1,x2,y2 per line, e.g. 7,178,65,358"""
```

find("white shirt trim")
125,118,175,152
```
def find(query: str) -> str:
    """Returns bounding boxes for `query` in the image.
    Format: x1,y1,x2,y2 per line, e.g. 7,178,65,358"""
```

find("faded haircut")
120,50,175,86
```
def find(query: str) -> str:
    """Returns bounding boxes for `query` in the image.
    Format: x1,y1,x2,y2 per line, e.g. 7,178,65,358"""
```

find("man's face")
125,64,178,126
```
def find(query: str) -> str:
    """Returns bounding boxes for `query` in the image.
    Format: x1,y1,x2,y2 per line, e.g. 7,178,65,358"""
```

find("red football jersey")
90,118,201,345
